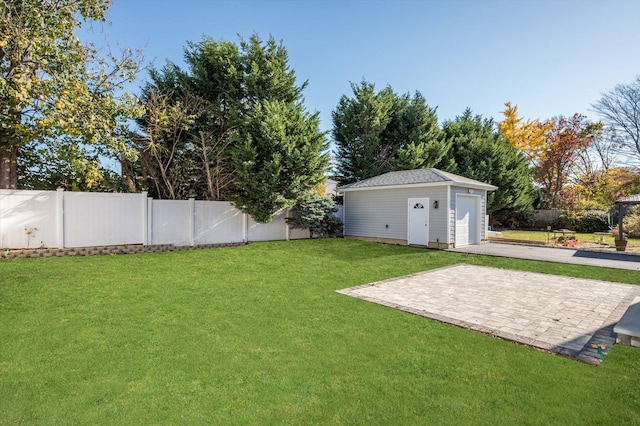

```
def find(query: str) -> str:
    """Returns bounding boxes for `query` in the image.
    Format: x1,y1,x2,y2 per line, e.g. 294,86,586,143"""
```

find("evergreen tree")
133,34,329,222
332,80,446,184
231,100,329,223
391,91,449,170
288,192,342,238
332,81,394,183
438,109,535,221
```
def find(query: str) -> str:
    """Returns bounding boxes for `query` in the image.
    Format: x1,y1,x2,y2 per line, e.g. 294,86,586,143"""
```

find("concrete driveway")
338,264,640,364
448,242,640,271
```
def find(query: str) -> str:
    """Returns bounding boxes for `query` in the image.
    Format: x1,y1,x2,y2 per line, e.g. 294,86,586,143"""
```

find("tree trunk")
0,145,18,189
200,132,215,200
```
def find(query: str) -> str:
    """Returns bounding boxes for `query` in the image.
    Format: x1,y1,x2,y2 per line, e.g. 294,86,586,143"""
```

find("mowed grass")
500,229,640,247
2,239,640,424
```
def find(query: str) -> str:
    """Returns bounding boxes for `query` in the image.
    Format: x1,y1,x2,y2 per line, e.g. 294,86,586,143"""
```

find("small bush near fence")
624,207,640,238
288,194,343,238
557,210,609,233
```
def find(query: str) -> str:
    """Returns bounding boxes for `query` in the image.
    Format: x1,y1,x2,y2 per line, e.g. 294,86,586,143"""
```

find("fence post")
189,198,195,246
141,191,148,246
285,209,290,241
243,211,248,243
56,188,65,249
147,197,153,245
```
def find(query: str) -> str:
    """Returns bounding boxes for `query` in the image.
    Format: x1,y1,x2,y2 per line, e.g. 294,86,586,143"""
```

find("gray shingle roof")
338,168,497,191
616,194,640,204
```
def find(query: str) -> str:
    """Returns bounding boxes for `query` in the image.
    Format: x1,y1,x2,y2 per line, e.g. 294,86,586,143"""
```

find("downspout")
341,192,346,237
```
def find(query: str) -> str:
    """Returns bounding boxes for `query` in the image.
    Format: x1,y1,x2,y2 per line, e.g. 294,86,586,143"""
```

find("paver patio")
337,264,640,364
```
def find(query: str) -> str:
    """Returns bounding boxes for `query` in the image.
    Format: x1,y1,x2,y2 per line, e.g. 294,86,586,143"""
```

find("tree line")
2,0,639,225
123,35,329,223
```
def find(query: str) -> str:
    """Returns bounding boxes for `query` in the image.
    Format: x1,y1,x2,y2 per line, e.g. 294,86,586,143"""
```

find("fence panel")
247,210,288,241
0,190,325,249
194,201,245,244
290,226,311,239
151,199,192,245
64,192,144,247
533,209,562,227
0,190,58,249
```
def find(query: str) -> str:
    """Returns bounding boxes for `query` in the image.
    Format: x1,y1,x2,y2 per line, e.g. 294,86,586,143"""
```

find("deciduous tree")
18,138,127,191
591,76,640,165
569,167,640,210
0,0,143,189
136,88,201,199
498,102,553,162
535,114,597,208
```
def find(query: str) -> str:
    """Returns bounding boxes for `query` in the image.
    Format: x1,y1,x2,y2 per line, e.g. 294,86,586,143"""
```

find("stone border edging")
0,242,247,259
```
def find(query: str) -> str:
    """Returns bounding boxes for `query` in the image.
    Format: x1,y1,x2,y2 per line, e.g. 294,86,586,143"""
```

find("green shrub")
557,210,609,233
623,207,640,238
288,193,343,238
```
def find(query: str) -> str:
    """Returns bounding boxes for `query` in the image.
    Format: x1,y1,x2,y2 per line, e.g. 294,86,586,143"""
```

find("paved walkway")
448,242,640,271
338,264,640,365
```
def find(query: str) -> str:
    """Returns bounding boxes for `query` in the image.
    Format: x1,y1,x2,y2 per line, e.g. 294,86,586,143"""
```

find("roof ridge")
337,168,497,191
430,168,453,181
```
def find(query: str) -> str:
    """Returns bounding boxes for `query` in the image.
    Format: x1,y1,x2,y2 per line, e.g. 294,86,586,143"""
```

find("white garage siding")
449,187,487,245
344,186,449,244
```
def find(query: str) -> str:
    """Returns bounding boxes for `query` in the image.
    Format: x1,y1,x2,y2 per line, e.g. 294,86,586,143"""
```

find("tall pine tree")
133,35,329,222
228,35,328,222
438,109,535,221
332,80,447,184
232,100,328,222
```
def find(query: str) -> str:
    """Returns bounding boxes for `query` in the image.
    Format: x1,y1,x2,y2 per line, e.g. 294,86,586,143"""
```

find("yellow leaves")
54,100,63,109
313,182,327,196
0,40,7,48
499,101,553,162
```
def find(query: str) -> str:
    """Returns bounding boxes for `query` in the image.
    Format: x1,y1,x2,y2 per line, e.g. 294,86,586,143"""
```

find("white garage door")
455,195,478,247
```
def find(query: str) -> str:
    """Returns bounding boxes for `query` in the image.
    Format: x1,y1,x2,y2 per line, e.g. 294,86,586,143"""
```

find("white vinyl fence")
0,189,310,249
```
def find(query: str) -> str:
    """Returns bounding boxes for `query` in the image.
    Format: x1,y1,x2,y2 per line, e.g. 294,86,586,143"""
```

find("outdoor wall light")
468,188,475,194
433,200,439,209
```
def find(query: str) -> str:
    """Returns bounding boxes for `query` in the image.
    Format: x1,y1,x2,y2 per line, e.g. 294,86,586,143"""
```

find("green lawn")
2,239,640,424
500,229,640,248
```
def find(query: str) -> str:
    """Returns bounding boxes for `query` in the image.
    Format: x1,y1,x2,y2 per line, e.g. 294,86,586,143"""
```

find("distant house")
323,178,339,197
338,168,497,248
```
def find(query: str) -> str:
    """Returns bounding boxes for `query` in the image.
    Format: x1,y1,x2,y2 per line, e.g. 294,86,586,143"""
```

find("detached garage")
338,168,497,248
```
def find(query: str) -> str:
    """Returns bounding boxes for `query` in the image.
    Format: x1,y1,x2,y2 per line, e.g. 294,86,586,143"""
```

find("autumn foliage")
535,114,597,208
498,102,553,162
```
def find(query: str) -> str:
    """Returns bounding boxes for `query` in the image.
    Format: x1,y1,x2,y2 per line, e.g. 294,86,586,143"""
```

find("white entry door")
456,195,478,247
408,198,429,246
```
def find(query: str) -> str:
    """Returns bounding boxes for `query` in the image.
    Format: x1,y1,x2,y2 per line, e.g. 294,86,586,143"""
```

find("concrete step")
614,296,640,347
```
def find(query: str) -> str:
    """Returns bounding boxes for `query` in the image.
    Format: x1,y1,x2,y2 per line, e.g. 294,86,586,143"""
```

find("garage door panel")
456,195,478,247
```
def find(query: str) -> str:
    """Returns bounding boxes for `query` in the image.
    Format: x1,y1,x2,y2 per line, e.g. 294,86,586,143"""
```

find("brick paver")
337,264,640,365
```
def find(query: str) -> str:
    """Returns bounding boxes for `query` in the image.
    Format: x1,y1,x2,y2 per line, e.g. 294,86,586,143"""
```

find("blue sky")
87,0,640,135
